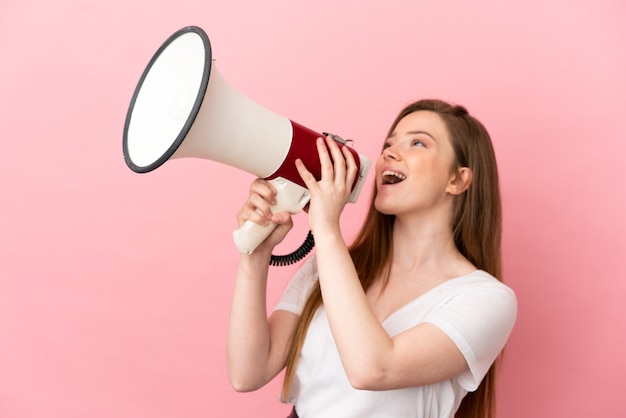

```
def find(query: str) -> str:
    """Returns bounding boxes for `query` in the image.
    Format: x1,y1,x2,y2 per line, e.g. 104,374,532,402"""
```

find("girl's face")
374,110,463,219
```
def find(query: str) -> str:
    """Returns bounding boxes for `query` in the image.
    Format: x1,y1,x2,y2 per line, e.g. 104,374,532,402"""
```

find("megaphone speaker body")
123,26,370,254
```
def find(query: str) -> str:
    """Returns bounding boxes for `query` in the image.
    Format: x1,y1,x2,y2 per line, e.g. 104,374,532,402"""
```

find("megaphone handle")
233,178,310,255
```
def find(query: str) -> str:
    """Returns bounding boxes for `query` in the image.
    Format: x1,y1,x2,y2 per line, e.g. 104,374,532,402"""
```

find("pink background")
1,0,625,416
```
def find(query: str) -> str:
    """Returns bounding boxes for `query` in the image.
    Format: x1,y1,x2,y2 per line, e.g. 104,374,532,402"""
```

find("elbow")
228,374,264,393
227,352,279,392
227,356,264,392
346,367,387,391
227,365,266,393
230,382,258,393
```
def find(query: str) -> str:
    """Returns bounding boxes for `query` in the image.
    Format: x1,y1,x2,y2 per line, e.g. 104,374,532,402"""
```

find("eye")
411,139,426,147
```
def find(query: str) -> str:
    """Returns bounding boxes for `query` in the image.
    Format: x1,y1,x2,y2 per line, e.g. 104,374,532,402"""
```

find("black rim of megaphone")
122,26,212,173
123,26,315,265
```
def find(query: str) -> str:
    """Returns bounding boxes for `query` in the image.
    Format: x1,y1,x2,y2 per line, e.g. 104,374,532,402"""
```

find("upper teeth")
382,171,406,181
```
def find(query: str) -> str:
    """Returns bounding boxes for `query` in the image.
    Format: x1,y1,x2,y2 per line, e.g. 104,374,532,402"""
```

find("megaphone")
123,26,370,257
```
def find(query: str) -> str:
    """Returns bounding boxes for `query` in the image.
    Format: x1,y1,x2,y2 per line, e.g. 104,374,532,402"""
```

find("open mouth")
381,170,407,185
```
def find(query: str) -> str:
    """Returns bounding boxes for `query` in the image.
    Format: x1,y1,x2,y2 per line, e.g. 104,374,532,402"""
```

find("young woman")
227,99,517,418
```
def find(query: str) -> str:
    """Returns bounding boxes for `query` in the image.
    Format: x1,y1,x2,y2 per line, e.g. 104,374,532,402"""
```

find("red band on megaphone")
266,121,361,190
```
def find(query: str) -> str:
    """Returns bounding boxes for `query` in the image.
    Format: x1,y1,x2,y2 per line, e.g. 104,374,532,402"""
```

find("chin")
374,198,395,216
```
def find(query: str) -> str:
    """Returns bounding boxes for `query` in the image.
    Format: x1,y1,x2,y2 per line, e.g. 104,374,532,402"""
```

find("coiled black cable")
269,230,315,266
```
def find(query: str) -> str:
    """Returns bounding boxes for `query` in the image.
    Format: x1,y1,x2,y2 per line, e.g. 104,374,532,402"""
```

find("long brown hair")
281,99,503,418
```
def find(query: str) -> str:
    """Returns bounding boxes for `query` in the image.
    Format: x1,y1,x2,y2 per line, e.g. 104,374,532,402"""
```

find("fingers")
236,179,277,227
325,136,350,188
295,157,316,190
269,210,293,226
305,135,358,197
318,136,335,182
250,179,277,205
341,142,358,190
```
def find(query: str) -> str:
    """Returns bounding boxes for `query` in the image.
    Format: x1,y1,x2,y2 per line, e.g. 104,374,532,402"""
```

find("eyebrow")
387,130,437,142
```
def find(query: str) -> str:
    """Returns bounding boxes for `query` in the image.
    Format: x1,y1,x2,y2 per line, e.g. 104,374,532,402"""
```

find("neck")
390,212,472,276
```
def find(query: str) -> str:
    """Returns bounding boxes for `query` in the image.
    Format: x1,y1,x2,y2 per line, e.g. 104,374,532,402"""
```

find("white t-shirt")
274,255,517,418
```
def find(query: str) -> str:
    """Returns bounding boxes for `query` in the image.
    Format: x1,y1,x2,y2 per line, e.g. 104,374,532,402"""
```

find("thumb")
271,211,290,224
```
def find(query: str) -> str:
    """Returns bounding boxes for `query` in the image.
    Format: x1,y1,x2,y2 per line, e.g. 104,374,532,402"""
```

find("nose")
382,145,399,161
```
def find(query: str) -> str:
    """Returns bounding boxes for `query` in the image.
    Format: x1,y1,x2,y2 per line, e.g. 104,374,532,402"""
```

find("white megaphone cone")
123,26,370,258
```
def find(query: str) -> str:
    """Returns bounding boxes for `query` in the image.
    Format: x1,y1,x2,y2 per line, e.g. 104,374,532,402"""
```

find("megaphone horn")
123,26,370,258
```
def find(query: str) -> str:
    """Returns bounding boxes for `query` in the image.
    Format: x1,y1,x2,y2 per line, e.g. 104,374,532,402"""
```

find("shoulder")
450,270,517,305
425,270,517,343
426,271,517,390
429,270,517,344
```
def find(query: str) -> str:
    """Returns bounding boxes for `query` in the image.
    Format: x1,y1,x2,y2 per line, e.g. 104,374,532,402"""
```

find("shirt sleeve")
274,255,319,315
424,276,517,392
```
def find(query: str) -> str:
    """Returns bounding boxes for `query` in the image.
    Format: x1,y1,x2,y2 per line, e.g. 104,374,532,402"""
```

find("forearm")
314,226,394,387
226,252,274,390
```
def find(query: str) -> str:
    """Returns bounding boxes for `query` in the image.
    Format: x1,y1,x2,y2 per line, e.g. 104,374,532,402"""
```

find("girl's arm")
226,180,300,391
295,137,468,390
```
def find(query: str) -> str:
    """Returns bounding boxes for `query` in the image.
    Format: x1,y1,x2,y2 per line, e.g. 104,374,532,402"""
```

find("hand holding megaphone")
233,133,358,255
233,177,310,255
123,26,370,261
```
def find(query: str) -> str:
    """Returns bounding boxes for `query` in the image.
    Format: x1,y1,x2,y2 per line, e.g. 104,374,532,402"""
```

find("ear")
446,167,472,195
